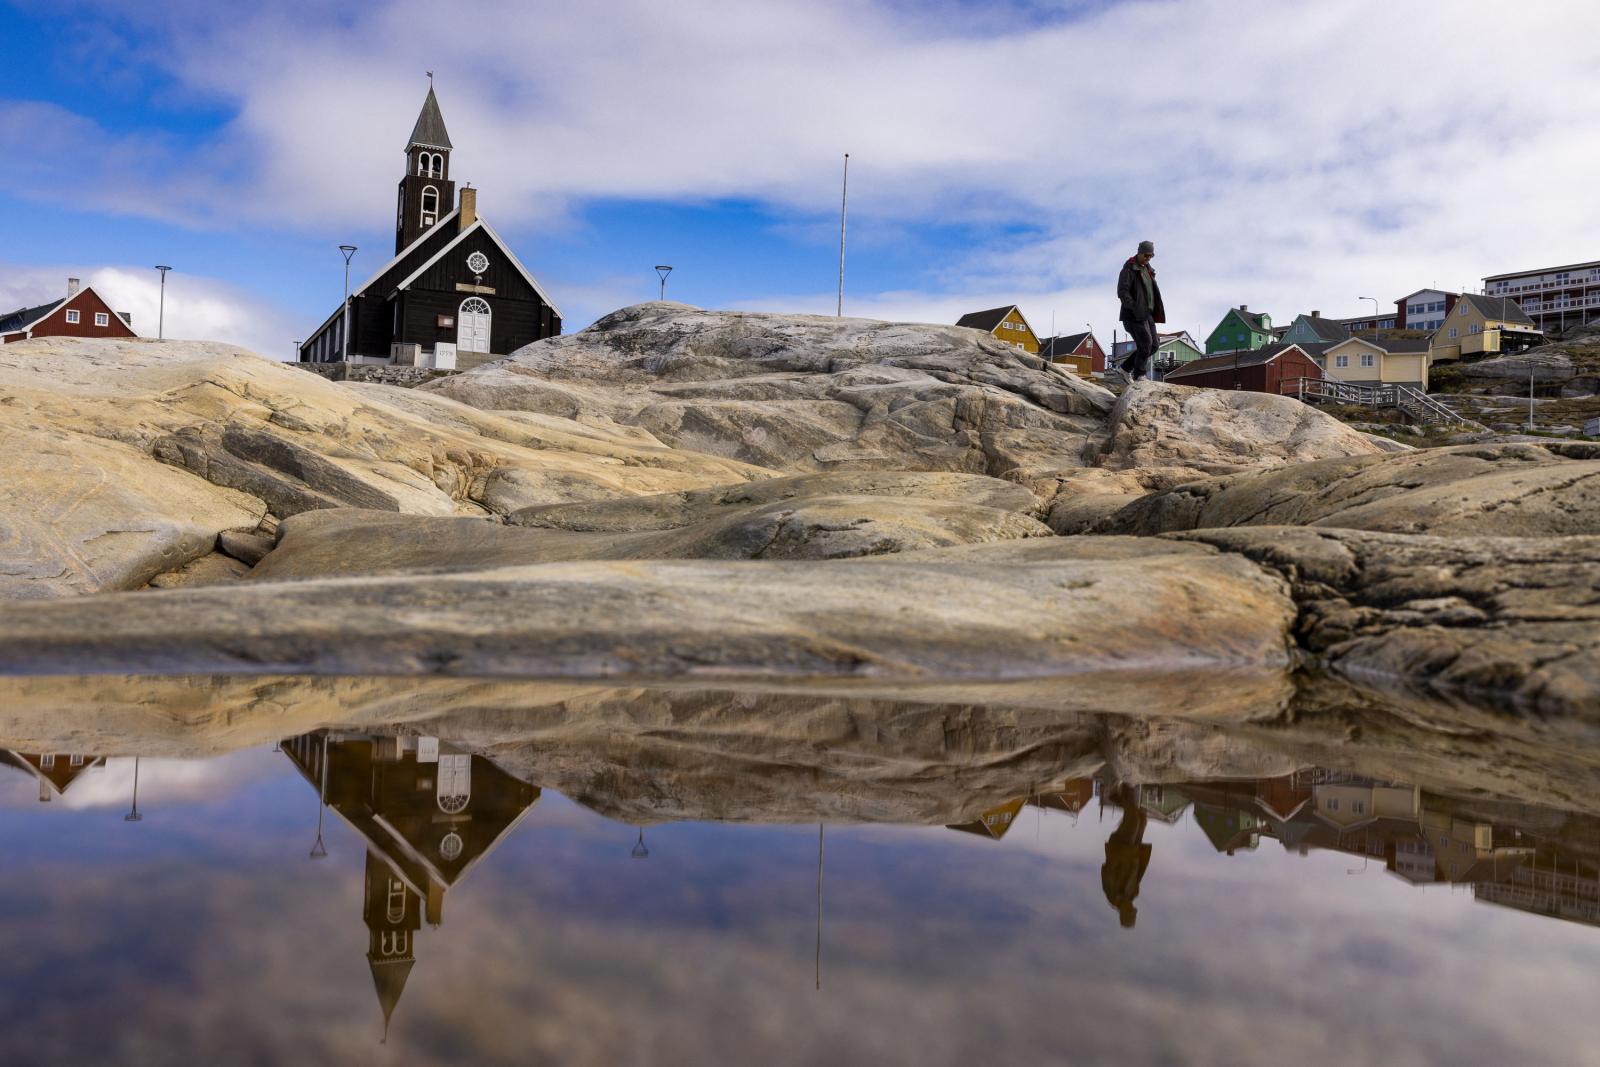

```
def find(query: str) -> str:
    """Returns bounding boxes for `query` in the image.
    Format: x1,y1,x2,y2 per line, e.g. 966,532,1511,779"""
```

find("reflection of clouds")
0,758,1597,1063
0,751,274,811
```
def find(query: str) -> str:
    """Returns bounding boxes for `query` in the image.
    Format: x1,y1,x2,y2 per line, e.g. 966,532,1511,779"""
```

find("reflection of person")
1101,783,1153,929
1115,240,1166,381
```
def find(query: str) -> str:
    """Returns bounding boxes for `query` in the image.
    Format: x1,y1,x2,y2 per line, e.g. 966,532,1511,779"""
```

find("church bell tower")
395,83,457,253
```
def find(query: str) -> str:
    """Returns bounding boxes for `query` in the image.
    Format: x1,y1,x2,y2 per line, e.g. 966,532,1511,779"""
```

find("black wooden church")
299,86,562,369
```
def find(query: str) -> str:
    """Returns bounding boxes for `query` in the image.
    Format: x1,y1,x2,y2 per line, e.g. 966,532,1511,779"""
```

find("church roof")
407,86,453,151
370,957,416,1031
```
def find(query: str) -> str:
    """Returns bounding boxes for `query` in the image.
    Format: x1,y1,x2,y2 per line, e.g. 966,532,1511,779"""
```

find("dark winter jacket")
1117,257,1166,325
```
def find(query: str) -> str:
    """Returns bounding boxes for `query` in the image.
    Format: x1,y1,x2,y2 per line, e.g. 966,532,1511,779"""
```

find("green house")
1280,311,1351,348
1205,305,1275,354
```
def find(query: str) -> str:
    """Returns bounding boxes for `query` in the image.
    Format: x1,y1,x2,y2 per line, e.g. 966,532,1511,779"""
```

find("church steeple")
395,81,457,253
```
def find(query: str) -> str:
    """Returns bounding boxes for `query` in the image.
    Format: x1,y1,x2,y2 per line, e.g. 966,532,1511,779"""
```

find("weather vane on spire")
426,70,434,87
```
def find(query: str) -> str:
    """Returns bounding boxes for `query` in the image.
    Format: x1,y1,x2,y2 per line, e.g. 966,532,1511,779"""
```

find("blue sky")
3,0,1599,357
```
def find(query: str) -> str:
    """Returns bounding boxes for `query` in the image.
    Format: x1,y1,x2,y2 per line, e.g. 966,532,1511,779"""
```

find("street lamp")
655,265,673,302
338,245,358,361
1359,296,1380,340
124,757,143,822
309,732,330,859
630,827,649,859
153,266,172,340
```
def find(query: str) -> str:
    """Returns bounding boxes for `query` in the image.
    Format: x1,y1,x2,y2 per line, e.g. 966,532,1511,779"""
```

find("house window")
1360,353,1375,367
1469,324,1480,334
1328,797,1340,811
40,754,55,768
65,309,80,324
95,312,109,327
1449,327,1458,338
1335,354,1349,368
1459,304,1468,316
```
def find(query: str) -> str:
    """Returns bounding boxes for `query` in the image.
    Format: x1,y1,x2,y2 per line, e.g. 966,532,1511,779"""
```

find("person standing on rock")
1116,240,1166,382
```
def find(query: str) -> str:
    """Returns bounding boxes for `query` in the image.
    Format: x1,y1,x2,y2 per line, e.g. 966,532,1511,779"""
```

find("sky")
3,0,1599,359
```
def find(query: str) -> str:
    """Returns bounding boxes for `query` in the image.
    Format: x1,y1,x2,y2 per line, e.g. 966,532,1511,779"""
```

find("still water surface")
2,723,1599,1065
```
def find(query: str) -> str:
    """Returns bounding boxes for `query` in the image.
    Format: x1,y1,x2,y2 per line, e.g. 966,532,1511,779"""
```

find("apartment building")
1483,259,1600,335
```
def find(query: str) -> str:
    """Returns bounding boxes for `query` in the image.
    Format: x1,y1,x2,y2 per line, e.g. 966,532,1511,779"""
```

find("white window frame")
420,185,439,228
1360,353,1375,368
94,312,109,327
65,309,80,324
1334,354,1349,368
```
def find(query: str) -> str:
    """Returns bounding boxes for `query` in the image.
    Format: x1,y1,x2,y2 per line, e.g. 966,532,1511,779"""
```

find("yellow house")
956,305,1040,354
947,796,1027,840
1429,294,1543,362
1320,336,1433,390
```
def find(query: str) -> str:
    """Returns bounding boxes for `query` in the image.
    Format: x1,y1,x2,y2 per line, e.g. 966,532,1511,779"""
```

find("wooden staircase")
1279,377,1478,428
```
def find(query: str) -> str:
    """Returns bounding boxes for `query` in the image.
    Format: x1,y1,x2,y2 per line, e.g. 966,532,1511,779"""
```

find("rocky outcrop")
1088,380,1388,475
1171,527,1600,721
0,337,766,597
1056,442,1600,537
0,538,1299,719
424,302,1116,479
251,492,1052,579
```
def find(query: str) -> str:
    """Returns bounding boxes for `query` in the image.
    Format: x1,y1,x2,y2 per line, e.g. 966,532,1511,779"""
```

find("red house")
0,279,138,344
1039,330,1107,376
1160,342,1324,394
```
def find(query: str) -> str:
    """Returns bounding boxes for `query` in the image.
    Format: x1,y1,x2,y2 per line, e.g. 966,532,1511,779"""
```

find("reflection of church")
281,732,539,1034
0,751,107,802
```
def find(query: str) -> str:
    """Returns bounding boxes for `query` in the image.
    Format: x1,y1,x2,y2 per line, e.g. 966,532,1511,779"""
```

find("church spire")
407,85,453,152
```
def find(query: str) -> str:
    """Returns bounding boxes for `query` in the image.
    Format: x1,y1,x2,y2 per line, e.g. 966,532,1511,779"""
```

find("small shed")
1161,342,1324,394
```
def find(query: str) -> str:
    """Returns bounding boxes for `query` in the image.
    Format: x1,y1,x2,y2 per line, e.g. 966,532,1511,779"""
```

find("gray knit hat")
1137,240,1155,255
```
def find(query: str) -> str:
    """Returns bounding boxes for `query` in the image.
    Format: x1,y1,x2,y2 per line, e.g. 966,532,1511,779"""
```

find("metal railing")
1279,377,1475,427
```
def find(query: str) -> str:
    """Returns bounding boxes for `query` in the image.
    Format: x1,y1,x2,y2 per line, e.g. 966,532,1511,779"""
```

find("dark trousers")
1120,318,1158,379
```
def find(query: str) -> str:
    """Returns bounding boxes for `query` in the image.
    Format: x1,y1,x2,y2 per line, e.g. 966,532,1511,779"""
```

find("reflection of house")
282,732,539,1033
947,796,1027,840
1137,784,1191,824
955,306,1041,354
0,751,108,802
1030,778,1096,815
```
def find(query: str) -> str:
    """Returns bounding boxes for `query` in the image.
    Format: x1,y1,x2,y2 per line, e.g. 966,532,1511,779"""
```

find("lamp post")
292,340,301,364
309,733,329,859
124,757,143,822
837,153,849,318
631,827,649,859
1360,296,1380,340
153,266,172,340
338,245,358,361
655,265,673,302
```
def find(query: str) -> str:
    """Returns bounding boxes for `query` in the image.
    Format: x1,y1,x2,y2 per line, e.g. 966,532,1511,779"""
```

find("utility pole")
837,153,849,317
338,245,358,360
1528,361,1537,431
153,266,172,340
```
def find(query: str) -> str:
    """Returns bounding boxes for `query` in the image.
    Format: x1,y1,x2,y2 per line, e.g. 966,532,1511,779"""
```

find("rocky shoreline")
1,302,1595,735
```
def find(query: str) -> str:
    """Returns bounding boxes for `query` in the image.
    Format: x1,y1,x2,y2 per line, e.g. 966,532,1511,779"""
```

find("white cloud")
8,0,1600,341
0,263,300,358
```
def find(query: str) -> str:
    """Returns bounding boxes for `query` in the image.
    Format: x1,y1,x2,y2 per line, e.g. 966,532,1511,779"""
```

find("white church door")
458,297,491,354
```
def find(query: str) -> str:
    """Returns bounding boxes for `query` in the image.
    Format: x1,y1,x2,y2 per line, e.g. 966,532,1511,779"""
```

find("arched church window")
420,186,439,228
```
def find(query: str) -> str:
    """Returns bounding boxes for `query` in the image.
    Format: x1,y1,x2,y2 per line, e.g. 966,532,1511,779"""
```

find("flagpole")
837,154,849,317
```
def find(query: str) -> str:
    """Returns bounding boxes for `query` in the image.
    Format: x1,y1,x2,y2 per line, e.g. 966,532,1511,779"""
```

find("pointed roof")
407,86,453,151
370,957,416,1030
956,305,1020,333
